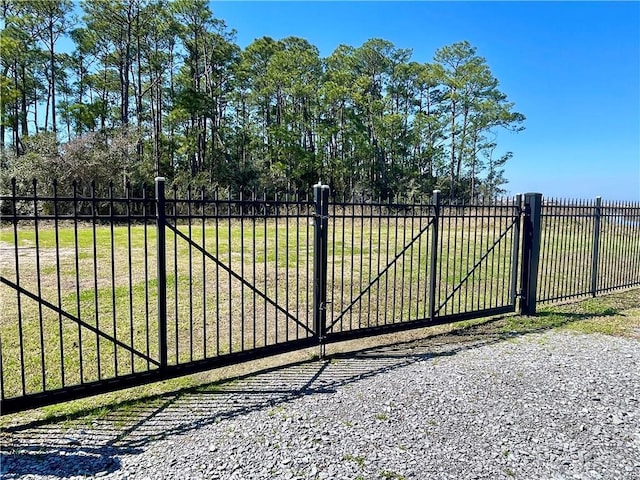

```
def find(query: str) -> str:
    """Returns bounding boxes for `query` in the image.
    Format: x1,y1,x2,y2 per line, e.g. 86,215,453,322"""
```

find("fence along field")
0,179,639,414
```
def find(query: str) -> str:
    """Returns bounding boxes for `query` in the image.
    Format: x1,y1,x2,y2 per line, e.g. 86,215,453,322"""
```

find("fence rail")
1,178,639,414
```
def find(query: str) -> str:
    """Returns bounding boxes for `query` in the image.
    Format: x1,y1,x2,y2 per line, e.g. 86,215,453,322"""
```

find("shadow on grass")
0,302,628,478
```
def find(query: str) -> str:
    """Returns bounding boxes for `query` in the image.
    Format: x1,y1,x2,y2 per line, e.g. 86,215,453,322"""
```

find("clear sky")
210,1,640,201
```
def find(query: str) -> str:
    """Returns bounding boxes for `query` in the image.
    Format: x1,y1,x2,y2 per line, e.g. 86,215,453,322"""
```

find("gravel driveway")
2,328,639,480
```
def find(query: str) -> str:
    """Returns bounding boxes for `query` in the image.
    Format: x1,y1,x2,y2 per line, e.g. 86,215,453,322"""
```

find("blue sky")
211,1,640,201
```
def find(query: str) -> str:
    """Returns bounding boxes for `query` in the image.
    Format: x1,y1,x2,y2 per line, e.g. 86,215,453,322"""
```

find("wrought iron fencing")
1,179,638,414
537,198,640,303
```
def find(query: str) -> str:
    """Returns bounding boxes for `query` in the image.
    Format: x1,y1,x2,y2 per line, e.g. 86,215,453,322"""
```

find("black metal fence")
1,179,638,414
537,198,640,303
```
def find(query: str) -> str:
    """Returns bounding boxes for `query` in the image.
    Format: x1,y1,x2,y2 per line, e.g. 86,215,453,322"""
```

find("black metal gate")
0,179,317,414
0,181,566,414
321,191,523,344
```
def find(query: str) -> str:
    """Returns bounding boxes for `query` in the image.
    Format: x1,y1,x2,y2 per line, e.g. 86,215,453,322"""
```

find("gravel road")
2,329,639,480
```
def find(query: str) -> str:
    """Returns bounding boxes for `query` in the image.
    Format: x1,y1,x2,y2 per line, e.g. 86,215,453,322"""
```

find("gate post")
590,196,602,297
428,190,440,320
155,177,168,369
313,183,330,356
519,193,543,315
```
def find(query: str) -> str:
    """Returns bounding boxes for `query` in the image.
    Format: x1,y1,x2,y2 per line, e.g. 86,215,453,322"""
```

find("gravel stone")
1,330,639,479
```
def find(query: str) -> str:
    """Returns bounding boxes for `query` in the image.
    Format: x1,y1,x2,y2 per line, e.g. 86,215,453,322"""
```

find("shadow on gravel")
1,300,632,477
0,445,137,478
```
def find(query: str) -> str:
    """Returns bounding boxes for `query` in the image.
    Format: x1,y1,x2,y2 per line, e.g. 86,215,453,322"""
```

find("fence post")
155,177,168,370
519,193,543,315
428,190,441,320
313,182,330,356
590,196,602,297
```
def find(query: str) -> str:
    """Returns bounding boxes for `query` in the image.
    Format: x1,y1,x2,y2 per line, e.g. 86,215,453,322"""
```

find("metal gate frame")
1,182,545,414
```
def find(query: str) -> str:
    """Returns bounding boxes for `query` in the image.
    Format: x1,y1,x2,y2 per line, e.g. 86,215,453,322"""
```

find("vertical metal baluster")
201,186,207,358
349,203,355,330
305,192,311,332
263,189,268,346
376,201,383,325
228,190,233,352
489,201,497,308
474,199,482,310
563,200,573,298
29,178,45,391
469,200,478,311
478,198,487,311
53,180,66,386
366,199,374,326
428,191,440,320
441,202,449,315
241,190,246,349
547,200,557,300
72,181,84,381
252,188,257,347
108,182,118,375
274,192,279,343
550,199,559,300
575,199,584,294
620,202,629,287
214,189,220,355
464,200,472,311
409,202,417,320
155,178,168,371
172,185,179,363
566,200,575,298
499,201,507,307
358,201,365,328
329,197,336,331
603,202,613,291
462,202,469,313
538,201,547,301
384,202,391,325
11,179,26,395
91,181,101,378
549,198,562,299
564,200,573,298
613,201,623,288
450,201,458,314
602,200,611,290
285,192,290,342
296,192,301,339
564,200,574,298
579,199,588,294
126,182,134,372
330,198,347,330
33,180,46,390
399,197,408,323
187,185,193,361
415,200,423,319
388,199,398,323
143,186,150,368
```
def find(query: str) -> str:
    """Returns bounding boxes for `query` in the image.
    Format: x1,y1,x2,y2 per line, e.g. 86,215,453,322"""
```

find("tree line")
1,0,525,202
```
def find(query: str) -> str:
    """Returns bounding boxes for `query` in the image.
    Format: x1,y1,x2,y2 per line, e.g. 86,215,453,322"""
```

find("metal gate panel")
433,197,521,320
325,199,436,337
159,187,316,365
0,180,161,413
